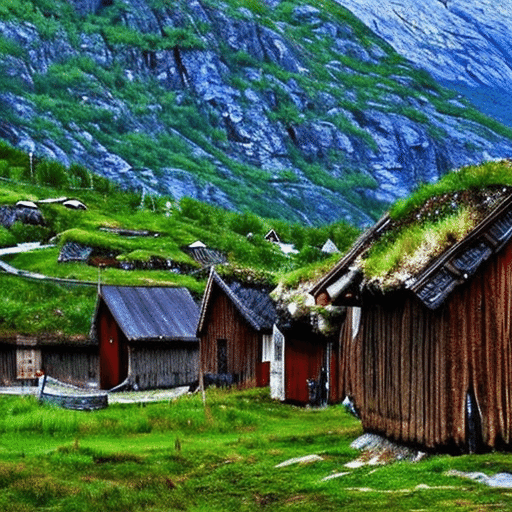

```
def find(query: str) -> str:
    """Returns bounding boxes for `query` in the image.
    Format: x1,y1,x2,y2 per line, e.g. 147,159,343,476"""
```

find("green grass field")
0,388,511,511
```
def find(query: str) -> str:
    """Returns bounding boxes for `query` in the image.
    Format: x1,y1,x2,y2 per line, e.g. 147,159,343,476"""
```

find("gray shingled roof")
100,285,199,342
184,246,228,266
198,269,277,334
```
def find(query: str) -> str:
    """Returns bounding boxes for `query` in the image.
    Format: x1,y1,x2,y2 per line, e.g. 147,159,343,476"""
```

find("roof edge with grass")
362,160,512,288
312,159,512,302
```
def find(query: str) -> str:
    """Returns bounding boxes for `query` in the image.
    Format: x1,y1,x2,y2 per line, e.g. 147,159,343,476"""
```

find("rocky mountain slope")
338,0,512,127
1,0,512,226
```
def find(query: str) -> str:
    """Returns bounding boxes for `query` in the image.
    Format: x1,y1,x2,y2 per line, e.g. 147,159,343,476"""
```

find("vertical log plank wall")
0,340,98,387
340,246,512,452
200,288,263,388
129,345,198,389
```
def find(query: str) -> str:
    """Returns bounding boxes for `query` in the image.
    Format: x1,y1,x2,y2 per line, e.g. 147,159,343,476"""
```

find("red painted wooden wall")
99,303,128,389
285,337,324,404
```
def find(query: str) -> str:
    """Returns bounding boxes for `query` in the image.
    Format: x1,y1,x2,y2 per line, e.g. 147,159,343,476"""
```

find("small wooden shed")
197,269,277,389
311,188,512,452
0,334,98,387
93,285,199,390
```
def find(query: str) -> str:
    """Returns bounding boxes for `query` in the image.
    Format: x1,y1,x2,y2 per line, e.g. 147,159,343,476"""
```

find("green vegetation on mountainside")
1,0,509,222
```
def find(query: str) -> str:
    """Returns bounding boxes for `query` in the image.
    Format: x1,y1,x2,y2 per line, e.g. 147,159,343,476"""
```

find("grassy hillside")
0,141,359,336
0,388,511,511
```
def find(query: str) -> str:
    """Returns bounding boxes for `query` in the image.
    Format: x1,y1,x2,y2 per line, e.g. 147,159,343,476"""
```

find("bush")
295,245,328,265
68,163,91,189
10,222,51,244
35,160,69,189
229,211,264,236
0,226,16,247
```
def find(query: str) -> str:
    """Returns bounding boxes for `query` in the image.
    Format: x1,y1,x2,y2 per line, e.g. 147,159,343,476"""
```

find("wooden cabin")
198,269,336,405
311,189,512,453
197,269,276,389
0,335,98,387
93,285,199,390
264,229,281,244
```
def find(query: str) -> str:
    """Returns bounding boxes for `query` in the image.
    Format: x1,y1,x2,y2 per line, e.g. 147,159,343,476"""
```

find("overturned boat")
38,375,108,410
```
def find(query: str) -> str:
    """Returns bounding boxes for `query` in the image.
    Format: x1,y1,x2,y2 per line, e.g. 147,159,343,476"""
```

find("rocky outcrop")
337,0,512,127
0,1,511,226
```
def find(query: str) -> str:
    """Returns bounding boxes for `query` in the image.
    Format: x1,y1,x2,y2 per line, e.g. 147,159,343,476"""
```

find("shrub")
35,160,69,189
10,222,51,244
229,211,264,236
161,27,206,50
295,245,328,265
0,226,16,247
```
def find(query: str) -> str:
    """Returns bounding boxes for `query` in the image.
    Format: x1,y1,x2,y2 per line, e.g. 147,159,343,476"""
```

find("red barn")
93,285,199,390
311,186,512,452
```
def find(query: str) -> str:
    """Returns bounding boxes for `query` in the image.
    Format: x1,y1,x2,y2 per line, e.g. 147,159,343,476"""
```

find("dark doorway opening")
217,339,227,374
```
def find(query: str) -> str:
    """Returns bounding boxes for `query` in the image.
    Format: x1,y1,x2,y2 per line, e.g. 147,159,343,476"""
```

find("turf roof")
311,160,512,306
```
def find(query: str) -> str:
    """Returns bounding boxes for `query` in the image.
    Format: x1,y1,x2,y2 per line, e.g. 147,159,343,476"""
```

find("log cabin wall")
0,342,99,387
340,245,512,452
129,343,198,389
0,345,16,385
42,347,98,387
329,339,342,404
200,288,262,388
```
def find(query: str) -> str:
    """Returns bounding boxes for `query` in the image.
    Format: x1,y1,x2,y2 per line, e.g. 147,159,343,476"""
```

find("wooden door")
99,309,126,389
16,348,41,380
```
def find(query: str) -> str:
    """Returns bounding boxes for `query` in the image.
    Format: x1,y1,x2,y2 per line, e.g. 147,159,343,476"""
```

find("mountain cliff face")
1,0,511,226
337,0,512,127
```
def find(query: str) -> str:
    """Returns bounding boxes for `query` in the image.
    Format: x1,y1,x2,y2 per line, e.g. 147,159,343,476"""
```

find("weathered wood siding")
340,245,512,451
0,345,16,385
0,343,98,387
129,344,198,389
327,339,343,404
42,347,98,387
200,289,263,388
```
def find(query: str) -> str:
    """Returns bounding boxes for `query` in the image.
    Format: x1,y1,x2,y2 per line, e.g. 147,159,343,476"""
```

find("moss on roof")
359,160,512,289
